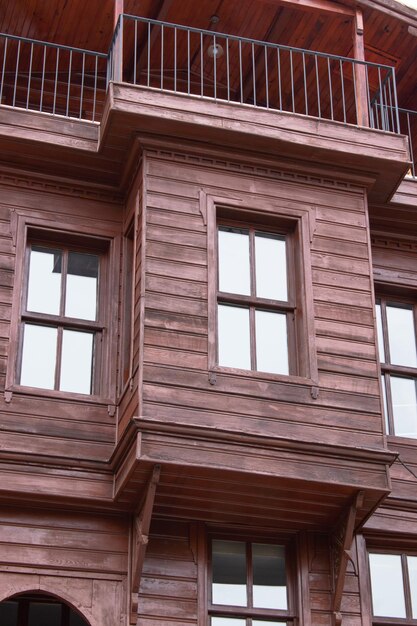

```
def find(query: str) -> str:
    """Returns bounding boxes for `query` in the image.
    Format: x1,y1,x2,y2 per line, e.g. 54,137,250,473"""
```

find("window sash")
369,552,417,620
18,242,102,396
376,298,417,437
209,539,291,620
217,224,295,375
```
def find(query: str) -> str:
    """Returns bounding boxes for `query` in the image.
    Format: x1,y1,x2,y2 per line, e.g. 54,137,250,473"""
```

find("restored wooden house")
0,0,417,624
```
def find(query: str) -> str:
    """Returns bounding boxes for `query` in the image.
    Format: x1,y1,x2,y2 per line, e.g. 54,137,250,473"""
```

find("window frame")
207,533,297,626
368,549,417,624
6,213,120,404
375,294,417,438
217,220,297,375
207,194,317,384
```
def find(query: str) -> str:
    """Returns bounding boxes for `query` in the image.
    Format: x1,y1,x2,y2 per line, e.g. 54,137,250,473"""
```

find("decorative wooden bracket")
130,464,161,623
332,490,364,626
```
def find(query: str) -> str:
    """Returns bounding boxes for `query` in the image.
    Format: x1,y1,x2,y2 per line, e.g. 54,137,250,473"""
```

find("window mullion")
247,542,253,609
403,554,413,619
380,300,391,366
60,249,68,318
384,374,396,436
249,230,257,371
55,326,64,391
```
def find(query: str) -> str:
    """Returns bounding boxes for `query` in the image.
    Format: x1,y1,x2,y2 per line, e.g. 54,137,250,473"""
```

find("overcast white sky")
396,0,417,9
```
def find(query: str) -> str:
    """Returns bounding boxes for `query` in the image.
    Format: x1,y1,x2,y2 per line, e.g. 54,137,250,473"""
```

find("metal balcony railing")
109,14,400,133
0,33,107,122
0,14,410,143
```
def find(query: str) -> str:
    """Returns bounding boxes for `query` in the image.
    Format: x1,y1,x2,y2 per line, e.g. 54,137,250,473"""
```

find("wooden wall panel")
137,519,198,626
141,148,384,451
0,178,122,463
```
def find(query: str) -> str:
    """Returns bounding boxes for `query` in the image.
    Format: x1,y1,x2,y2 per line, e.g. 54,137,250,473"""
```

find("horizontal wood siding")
0,179,122,463
137,519,198,626
141,149,384,451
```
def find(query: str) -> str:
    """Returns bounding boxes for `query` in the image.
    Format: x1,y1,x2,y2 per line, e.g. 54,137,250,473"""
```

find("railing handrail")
0,32,108,58
120,13,396,72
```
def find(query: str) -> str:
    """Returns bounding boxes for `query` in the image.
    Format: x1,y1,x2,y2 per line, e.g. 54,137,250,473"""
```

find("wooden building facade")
0,0,417,624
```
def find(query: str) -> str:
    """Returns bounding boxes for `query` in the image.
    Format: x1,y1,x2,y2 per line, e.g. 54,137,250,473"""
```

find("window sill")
386,433,417,446
210,365,317,388
5,384,112,406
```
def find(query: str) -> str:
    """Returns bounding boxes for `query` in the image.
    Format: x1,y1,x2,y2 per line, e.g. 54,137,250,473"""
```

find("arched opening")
0,592,90,626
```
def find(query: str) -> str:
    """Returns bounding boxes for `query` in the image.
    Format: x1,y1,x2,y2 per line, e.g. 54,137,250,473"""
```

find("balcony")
0,15,413,194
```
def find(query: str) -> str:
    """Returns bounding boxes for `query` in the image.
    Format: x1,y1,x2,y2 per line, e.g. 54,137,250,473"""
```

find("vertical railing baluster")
92,55,98,121
406,112,415,177
302,52,308,115
174,27,177,93
383,81,389,130
213,35,217,100
160,24,164,90
0,38,8,105
40,45,46,112
200,31,203,97
340,59,346,123
226,38,230,101
265,45,269,108
239,39,243,103
79,52,85,118
315,54,321,118
392,68,400,134
290,49,295,112
66,49,71,117
387,76,394,132
252,43,256,106
377,67,385,130
147,21,151,87
26,42,33,109
53,46,59,114
13,40,21,107
327,57,334,121
352,61,358,125
133,19,137,84
277,48,282,111
365,64,372,128
187,29,190,95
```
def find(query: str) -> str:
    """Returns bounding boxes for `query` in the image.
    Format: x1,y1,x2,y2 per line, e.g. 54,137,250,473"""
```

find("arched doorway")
0,592,90,626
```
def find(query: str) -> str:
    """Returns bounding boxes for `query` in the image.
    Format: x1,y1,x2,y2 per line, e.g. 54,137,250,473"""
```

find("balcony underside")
0,82,410,202
111,423,395,531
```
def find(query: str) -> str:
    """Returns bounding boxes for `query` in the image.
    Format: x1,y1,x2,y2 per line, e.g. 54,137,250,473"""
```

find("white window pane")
387,305,417,367
20,324,57,389
218,229,250,295
408,556,417,617
218,305,250,369
375,304,385,363
369,553,406,617
27,247,62,315
212,540,247,606
60,330,94,394
253,544,287,610
255,310,288,375
211,617,244,626
391,377,417,438
255,234,287,301
65,252,99,320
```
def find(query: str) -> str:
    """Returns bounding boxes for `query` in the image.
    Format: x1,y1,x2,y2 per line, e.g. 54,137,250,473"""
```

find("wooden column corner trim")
130,463,161,623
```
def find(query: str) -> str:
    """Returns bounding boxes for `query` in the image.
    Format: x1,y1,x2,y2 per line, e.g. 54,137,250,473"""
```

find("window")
217,224,295,375
375,298,417,437
209,539,293,625
0,593,89,626
18,240,104,395
369,552,417,619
